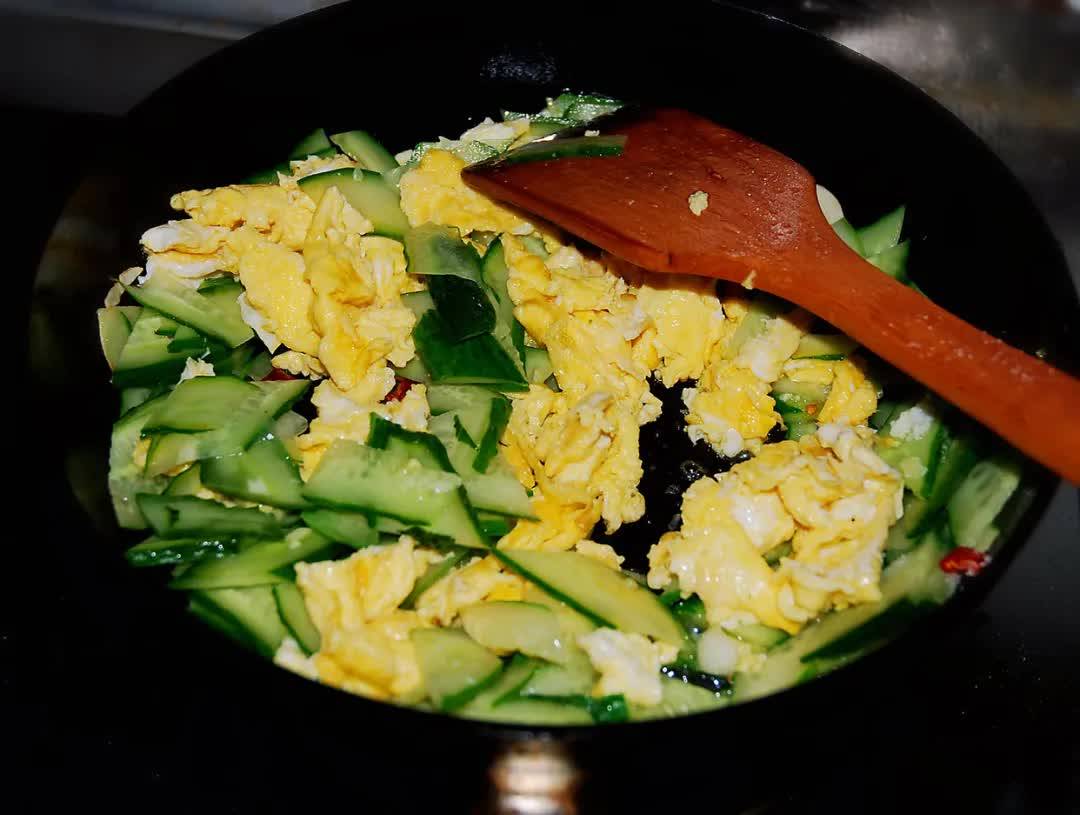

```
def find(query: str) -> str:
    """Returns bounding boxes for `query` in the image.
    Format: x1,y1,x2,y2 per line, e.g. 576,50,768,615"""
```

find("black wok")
23,2,1078,812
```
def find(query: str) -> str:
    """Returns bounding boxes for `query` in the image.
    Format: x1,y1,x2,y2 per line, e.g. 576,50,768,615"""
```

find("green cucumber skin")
329,130,397,174
413,311,528,392
426,275,496,342
288,128,333,160
487,135,626,168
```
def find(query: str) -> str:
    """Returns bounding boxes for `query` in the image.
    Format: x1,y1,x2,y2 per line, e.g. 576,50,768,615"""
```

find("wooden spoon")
463,108,1080,485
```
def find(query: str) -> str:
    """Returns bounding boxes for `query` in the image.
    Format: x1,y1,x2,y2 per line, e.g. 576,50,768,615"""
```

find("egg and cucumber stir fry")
98,93,1025,724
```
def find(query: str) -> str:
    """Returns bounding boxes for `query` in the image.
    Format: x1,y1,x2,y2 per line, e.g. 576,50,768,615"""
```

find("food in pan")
98,93,1024,724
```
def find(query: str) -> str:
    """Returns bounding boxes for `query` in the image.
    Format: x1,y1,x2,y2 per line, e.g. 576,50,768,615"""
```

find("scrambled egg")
576,629,678,705
648,423,903,633
295,536,443,700
415,555,526,626
782,357,878,426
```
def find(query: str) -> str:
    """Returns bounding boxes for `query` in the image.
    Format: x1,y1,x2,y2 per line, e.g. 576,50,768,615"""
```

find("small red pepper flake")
940,547,990,576
263,368,298,381
384,376,414,403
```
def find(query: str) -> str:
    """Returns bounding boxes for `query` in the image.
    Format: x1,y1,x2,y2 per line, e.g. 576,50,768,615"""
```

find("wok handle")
487,741,580,815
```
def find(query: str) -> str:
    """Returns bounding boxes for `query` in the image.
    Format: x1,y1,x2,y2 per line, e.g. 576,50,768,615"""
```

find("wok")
24,2,1078,812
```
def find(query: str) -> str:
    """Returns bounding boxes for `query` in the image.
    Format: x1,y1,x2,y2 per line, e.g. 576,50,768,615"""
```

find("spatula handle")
778,237,1080,484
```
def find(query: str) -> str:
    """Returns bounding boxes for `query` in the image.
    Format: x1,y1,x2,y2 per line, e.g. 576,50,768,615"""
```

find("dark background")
5,2,1078,812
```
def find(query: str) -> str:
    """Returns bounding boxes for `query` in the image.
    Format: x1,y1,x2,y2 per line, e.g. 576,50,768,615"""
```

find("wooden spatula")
463,108,1080,484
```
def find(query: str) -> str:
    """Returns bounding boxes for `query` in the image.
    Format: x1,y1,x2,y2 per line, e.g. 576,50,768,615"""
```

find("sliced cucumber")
428,413,535,519
725,295,788,358
413,311,529,392
856,205,905,256
329,129,396,174
631,678,729,720
947,455,1022,552
137,494,286,540
108,394,170,529
728,623,790,651
480,237,527,372
771,376,830,413
300,508,378,549
201,435,310,510
402,549,473,609
411,628,503,711
830,218,865,255
124,273,252,348
404,224,484,282
903,432,980,538
125,535,236,568
144,376,262,433
169,528,333,590
461,656,591,725
288,127,333,160
301,440,488,549
426,387,510,473
461,601,570,664
188,586,287,658
792,334,858,361
867,240,910,281
164,463,203,496
876,400,949,497
734,530,952,701
112,309,192,388
143,379,310,476
298,167,409,239
478,512,514,539
519,647,596,697
492,135,625,167
367,413,454,471
523,347,554,384
401,290,435,320
97,306,136,370
493,551,689,648
273,581,321,655
394,354,431,384
166,325,207,355
426,274,495,342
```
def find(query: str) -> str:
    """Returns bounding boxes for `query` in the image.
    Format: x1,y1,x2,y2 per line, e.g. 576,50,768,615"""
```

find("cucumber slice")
201,436,310,510
792,334,858,361
519,648,596,697
426,274,495,342
428,413,536,519
856,205,905,256
367,414,455,472
164,463,203,496
404,224,484,282
97,306,136,369
144,376,263,433
781,410,817,441
734,531,952,701
123,274,252,348
413,311,528,392
631,679,729,720
493,551,689,648
460,657,592,725
125,535,236,567
288,128,333,160
876,400,949,497
564,98,622,122
867,240,910,281
492,135,625,167
771,377,830,413
830,218,865,255
143,379,310,476
725,295,788,358
411,628,503,711
904,433,980,538
298,167,409,239
137,494,286,540
478,512,514,539
523,347,554,384
188,586,287,658
119,386,160,414
300,508,378,549
169,528,333,590
273,582,321,655
108,394,170,529
401,290,435,320
728,623,790,651
663,593,706,634
402,549,473,609
329,130,396,174
480,238,527,373
112,309,193,388
947,455,1022,552
166,325,207,355
301,440,488,549
394,355,431,384
461,601,570,664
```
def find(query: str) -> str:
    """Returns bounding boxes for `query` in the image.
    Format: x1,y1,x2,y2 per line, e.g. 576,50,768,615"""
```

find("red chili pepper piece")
384,376,414,403
263,368,298,381
940,547,989,576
